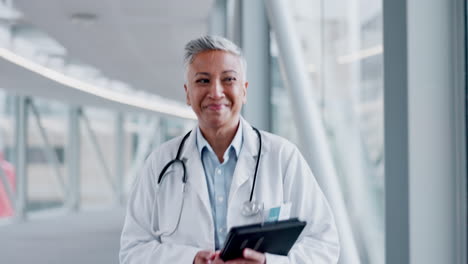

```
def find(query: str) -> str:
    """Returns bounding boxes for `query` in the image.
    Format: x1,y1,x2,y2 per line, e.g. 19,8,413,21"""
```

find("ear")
184,84,191,106
242,81,248,104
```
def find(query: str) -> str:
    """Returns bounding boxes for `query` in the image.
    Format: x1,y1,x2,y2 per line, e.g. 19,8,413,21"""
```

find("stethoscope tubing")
157,126,261,204
157,131,192,185
155,126,262,237
250,127,261,202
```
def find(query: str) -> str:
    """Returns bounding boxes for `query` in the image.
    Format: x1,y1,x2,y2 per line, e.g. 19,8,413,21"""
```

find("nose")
208,79,224,99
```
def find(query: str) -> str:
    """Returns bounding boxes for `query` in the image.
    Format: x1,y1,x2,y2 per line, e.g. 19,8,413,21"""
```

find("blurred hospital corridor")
0,209,125,264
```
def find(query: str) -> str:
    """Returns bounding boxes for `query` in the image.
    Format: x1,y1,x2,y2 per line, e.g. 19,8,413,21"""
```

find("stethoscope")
155,126,263,237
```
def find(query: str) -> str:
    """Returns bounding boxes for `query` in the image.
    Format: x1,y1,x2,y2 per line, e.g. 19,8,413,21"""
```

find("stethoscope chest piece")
241,200,263,217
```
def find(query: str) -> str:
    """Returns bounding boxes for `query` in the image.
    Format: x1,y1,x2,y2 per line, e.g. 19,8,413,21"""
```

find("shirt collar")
196,120,243,159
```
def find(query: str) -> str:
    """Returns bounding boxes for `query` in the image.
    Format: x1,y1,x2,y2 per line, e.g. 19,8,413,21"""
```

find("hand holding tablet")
220,218,306,261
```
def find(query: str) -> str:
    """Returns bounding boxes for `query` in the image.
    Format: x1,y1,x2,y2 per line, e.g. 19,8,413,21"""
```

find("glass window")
25,96,67,213
80,107,117,208
271,1,384,263
270,33,299,145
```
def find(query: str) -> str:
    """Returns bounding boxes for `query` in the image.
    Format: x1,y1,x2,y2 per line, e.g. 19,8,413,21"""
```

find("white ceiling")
13,0,214,103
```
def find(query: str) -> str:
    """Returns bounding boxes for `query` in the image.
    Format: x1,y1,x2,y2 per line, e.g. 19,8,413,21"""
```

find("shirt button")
216,169,222,175
219,227,225,234
217,196,224,203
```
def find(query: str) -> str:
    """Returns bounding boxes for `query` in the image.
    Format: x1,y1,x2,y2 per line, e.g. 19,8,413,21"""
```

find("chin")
202,115,233,129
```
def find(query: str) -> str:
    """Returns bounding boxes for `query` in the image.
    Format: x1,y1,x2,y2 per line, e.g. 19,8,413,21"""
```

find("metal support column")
241,0,271,131
265,0,360,263
383,0,409,262
66,106,81,212
226,0,242,45
115,113,125,205
14,96,28,220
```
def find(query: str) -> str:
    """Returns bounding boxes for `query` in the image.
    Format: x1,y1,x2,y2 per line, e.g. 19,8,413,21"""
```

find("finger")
198,250,216,261
200,252,211,259
212,255,225,264
243,248,265,262
209,252,218,261
225,259,256,264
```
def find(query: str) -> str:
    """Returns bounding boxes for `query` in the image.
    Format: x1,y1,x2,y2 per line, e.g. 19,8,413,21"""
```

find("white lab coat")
120,118,340,263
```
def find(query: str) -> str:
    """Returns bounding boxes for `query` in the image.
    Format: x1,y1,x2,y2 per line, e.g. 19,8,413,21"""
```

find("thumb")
243,248,265,262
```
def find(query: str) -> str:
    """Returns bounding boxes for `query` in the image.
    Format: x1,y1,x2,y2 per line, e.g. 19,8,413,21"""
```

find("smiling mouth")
204,104,226,111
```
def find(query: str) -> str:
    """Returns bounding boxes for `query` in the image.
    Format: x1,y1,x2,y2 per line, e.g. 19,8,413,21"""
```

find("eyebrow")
193,70,238,77
194,72,210,77
222,70,238,75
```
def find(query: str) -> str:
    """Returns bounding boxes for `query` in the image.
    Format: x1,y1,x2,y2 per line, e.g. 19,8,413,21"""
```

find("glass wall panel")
122,113,195,199
80,107,118,208
26,96,67,213
270,34,299,145
272,0,384,263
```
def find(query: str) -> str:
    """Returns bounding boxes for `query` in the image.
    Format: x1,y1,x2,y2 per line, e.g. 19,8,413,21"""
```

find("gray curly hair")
183,35,247,80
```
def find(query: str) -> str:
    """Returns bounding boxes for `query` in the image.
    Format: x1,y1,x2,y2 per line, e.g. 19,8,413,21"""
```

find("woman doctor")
120,36,340,264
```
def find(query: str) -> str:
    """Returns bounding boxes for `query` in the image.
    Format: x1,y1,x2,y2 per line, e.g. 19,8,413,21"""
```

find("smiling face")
184,50,248,131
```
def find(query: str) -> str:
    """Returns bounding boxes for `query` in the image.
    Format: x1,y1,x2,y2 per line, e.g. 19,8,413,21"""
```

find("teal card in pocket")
267,206,281,222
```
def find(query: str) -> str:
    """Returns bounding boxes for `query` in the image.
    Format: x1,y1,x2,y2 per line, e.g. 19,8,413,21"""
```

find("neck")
199,119,240,163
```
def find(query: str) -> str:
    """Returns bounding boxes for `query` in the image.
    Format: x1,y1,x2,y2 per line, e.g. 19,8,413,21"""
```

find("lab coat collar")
228,117,269,205
179,127,213,221
195,120,243,161
239,116,265,158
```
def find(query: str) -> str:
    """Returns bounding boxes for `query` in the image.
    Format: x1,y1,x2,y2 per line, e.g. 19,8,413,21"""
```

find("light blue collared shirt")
196,122,243,250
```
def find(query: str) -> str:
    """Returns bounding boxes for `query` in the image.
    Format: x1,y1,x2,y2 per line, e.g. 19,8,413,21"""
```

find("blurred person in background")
0,130,15,218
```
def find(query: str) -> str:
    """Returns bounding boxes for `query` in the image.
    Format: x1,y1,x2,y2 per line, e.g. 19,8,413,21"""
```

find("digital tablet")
220,218,306,261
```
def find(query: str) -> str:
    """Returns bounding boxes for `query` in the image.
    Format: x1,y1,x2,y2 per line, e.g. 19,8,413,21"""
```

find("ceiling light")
0,47,196,120
70,12,98,26
337,45,383,64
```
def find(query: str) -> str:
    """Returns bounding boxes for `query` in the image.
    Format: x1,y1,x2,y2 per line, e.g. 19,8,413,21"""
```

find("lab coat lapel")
228,118,261,205
180,129,212,219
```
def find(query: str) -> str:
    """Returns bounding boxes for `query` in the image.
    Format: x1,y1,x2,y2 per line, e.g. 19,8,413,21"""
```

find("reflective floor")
0,209,125,264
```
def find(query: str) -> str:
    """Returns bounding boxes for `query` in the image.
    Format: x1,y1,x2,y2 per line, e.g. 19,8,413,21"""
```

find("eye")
195,79,210,84
224,77,236,82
